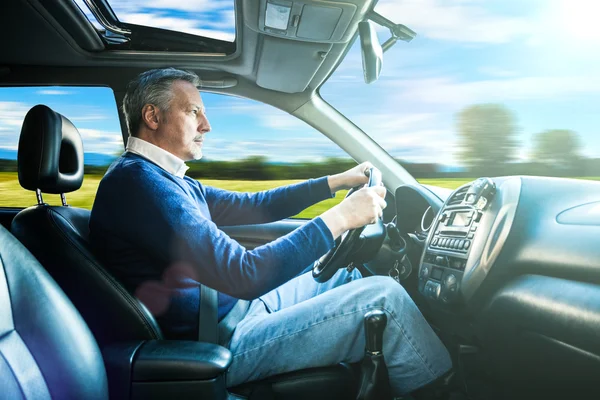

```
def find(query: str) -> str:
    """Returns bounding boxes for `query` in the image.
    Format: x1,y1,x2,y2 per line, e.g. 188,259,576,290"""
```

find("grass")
1,172,598,219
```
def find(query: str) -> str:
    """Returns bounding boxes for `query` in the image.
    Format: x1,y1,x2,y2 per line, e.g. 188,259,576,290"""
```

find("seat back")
0,224,108,399
11,105,162,348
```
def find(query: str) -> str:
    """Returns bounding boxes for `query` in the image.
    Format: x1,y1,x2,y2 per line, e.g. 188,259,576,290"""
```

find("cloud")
376,0,532,44
0,101,31,145
203,135,344,162
351,110,458,164
389,74,600,107
108,0,231,13
69,114,111,122
478,67,519,78
355,112,437,133
77,128,124,153
36,89,73,96
117,12,235,42
206,99,311,131
73,0,235,41
260,114,308,131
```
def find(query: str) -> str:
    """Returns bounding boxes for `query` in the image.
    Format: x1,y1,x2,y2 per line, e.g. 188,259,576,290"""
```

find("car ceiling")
0,0,374,114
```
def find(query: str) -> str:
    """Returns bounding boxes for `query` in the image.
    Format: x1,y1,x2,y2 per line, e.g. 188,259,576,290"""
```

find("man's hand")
327,162,374,194
320,185,387,240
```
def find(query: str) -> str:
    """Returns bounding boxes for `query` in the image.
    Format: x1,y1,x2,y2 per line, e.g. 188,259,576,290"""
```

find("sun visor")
256,36,331,93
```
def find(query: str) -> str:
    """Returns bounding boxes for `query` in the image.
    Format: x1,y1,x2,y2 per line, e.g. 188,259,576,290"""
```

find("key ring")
389,260,401,283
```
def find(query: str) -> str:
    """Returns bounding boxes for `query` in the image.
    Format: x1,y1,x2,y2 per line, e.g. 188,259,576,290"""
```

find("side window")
195,93,353,219
0,86,123,208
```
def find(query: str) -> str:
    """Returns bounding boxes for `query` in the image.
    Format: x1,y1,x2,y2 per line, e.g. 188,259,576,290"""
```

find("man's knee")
360,276,411,307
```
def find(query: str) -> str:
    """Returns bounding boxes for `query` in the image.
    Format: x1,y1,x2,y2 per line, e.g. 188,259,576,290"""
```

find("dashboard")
418,177,508,305
389,175,600,393
394,176,600,311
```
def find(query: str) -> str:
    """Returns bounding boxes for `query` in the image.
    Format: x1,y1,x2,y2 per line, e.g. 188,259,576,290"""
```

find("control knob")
441,274,459,303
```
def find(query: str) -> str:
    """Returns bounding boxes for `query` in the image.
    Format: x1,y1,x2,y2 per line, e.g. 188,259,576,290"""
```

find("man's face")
155,80,211,161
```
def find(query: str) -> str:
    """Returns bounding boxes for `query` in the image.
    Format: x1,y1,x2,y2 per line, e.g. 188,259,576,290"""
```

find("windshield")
320,0,600,186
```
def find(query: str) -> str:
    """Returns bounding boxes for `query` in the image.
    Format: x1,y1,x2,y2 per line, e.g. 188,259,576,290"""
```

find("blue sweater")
89,153,335,339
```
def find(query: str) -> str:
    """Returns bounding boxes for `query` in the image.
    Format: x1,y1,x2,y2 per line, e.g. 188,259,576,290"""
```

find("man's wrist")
319,206,347,239
327,173,346,195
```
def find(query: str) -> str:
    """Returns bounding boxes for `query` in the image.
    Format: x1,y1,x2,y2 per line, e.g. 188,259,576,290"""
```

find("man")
90,68,451,396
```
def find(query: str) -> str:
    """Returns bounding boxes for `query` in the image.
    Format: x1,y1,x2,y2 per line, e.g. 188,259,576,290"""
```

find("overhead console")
244,0,373,43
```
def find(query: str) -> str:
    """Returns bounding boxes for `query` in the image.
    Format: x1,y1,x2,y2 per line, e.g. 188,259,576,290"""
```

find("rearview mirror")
358,21,383,84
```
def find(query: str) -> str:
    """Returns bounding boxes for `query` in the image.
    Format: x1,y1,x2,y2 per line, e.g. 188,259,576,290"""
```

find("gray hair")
123,68,201,136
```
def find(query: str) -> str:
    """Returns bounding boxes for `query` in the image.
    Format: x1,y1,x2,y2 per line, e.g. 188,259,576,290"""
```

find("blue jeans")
225,268,452,396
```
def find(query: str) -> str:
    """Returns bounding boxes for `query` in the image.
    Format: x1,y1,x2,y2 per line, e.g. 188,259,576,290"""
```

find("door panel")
221,219,305,249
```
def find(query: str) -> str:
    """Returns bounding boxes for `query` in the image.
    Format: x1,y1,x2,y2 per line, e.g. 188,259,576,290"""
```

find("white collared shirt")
125,136,190,178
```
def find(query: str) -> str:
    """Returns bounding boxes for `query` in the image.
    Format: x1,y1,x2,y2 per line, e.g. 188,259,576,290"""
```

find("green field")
1,172,598,219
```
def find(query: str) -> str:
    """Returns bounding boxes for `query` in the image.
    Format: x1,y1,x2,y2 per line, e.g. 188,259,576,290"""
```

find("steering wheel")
313,167,386,282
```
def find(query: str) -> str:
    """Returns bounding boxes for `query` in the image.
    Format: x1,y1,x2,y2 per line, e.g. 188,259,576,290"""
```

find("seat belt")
198,284,218,343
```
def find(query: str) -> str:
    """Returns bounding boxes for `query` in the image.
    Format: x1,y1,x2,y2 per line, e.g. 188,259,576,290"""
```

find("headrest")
18,105,84,194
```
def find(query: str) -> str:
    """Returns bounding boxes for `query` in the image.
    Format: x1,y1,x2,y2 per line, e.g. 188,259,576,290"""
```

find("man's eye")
192,110,198,114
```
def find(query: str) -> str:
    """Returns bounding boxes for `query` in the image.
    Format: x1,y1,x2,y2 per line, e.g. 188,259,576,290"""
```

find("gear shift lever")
365,309,386,354
356,310,393,400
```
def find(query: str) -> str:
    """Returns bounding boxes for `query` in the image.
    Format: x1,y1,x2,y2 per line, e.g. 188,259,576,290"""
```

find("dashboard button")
443,274,457,289
471,225,478,232
467,233,474,239
425,281,441,299
432,238,439,246
420,266,430,279
464,240,471,249
474,211,483,222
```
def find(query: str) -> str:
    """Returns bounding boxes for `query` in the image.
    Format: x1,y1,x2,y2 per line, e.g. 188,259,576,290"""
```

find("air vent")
447,185,471,206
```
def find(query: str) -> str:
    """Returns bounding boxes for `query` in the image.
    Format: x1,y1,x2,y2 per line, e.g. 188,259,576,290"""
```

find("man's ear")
141,104,160,131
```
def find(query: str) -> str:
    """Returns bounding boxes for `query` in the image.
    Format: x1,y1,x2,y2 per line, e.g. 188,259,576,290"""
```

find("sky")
1,0,599,167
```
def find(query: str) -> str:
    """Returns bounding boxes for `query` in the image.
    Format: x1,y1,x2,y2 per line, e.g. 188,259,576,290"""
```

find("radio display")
449,211,470,227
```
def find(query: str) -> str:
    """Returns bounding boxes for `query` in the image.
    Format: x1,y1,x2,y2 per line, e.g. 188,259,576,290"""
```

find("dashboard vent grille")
447,185,471,206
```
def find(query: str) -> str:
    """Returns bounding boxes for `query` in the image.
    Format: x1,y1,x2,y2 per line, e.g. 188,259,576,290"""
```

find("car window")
0,88,352,218
73,0,236,53
320,0,600,190
0,86,123,208
197,93,352,219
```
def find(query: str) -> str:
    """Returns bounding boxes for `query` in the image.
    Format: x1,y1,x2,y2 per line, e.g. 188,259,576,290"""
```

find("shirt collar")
125,136,190,178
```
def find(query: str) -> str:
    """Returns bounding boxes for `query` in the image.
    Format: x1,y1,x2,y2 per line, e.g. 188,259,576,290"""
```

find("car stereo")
418,178,496,304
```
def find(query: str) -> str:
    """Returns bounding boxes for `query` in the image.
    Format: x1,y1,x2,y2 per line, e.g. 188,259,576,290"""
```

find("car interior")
1,0,600,400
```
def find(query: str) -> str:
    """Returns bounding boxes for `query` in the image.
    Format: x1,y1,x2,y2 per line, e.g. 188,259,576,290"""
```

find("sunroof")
73,0,236,48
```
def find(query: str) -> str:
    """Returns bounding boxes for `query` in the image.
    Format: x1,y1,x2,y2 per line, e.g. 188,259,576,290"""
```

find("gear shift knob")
364,309,387,354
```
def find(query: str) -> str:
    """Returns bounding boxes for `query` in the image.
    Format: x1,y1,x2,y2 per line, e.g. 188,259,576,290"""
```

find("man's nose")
198,115,211,133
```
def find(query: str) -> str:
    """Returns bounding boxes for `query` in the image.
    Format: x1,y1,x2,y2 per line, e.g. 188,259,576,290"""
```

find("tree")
533,129,581,169
456,104,519,175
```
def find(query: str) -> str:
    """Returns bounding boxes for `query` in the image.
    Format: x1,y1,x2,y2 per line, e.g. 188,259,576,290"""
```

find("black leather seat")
11,105,357,399
0,223,109,399
11,105,163,347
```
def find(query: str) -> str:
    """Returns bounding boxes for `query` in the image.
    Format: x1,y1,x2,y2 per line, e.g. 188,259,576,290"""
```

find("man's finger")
373,185,387,198
379,198,388,210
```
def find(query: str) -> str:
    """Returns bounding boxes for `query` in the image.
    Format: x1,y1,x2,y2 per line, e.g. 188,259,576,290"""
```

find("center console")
418,178,497,304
